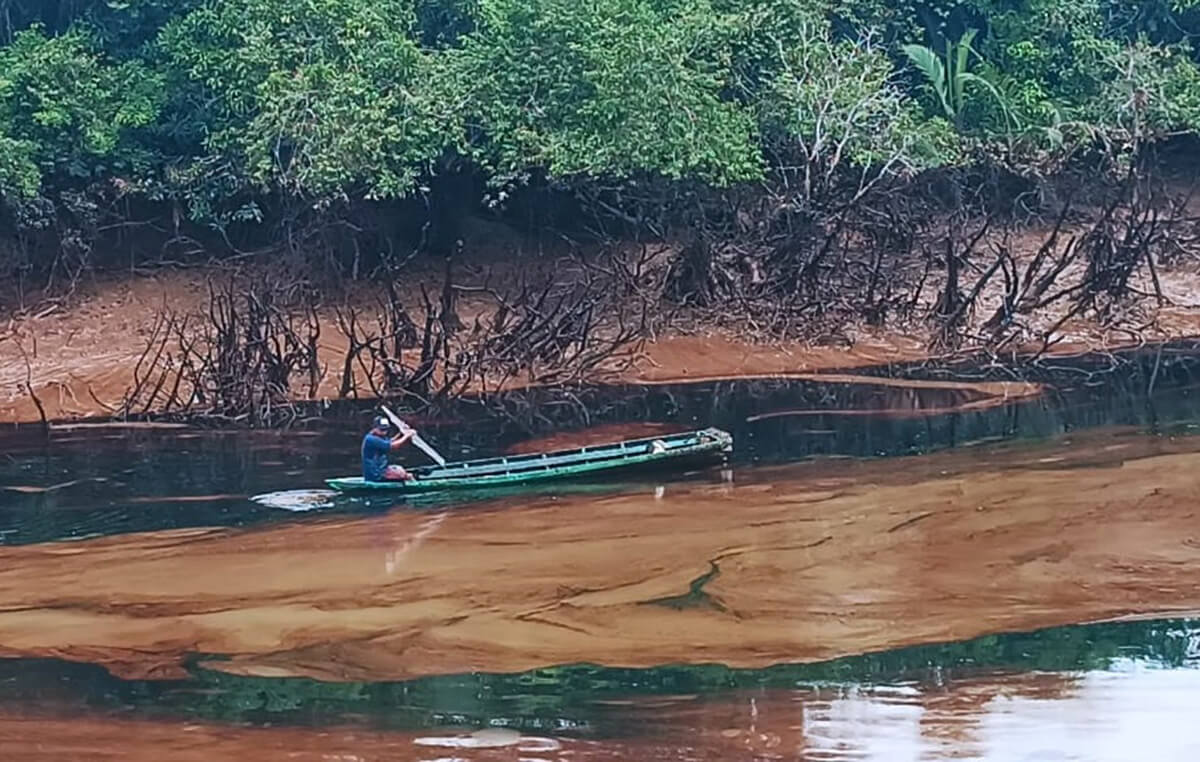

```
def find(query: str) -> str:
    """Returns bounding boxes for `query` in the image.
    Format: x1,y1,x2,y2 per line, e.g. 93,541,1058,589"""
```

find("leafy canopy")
0,25,163,195
159,0,457,199
445,0,762,186
4,0,1200,213
759,23,959,196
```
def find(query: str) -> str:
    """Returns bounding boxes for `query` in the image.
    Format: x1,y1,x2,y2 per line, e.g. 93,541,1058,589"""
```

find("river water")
2,349,1200,760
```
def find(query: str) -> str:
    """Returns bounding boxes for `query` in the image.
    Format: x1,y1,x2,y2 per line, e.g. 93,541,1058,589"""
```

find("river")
2,348,1200,759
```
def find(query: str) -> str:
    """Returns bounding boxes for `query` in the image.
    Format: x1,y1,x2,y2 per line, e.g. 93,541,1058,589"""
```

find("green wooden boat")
325,427,732,493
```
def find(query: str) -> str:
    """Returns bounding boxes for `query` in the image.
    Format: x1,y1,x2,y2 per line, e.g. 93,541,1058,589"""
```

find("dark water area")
0,617,1195,731
3,345,1200,545
0,617,1196,761
3,347,1200,759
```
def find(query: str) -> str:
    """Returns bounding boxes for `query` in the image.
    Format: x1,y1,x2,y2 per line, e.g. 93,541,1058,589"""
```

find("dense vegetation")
4,0,1200,424
3,1,1200,266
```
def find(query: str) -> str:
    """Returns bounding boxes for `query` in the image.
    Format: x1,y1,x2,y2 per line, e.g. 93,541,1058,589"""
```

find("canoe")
325,427,733,493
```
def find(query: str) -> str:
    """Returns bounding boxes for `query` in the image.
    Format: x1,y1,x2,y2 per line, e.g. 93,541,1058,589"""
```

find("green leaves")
760,24,960,196
1086,40,1200,146
0,26,164,192
444,0,761,186
902,28,1011,133
159,0,456,201
0,135,40,199
7,0,1200,220
901,43,951,119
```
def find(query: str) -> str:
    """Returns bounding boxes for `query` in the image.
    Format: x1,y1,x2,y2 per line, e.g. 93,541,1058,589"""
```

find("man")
362,415,417,482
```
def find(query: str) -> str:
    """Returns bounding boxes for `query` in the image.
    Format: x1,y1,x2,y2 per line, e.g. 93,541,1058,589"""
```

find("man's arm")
389,428,415,451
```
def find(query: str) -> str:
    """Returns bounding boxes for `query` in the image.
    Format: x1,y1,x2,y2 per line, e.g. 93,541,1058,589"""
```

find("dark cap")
372,415,392,431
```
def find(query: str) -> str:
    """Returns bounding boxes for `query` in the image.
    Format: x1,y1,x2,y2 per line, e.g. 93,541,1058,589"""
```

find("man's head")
370,415,393,436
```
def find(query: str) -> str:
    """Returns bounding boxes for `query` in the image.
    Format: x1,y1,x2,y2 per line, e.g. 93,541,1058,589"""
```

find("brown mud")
3,668,1197,760
0,277,936,425
0,426,1197,683
0,268,1180,426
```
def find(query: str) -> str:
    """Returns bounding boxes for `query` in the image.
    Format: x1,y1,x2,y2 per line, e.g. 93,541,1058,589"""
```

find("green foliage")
1102,0,1200,45
444,0,761,186
830,0,968,43
955,0,1200,159
710,0,824,96
981,0,1119,123
902,28,1010,131
1085,40,1200,146
159,0,456,200
0,25,163,187
0,135,40,199
6,0,1200,232
414,0,479,47
85,0,207,55
759,24,960,193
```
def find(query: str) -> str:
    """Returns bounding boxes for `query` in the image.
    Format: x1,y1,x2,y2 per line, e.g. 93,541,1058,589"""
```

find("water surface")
2,349,1200,758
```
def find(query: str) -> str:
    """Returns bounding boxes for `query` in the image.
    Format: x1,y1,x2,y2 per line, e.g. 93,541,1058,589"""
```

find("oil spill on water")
0,425,1199,683
3,344,1200,545
2,347,1200,758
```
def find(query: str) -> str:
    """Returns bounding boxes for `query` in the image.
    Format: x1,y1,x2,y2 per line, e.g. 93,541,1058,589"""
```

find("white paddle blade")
381,405,447,466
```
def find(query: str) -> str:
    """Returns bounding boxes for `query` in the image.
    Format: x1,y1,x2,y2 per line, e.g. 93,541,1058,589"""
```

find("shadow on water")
2,344,1200,544
485,343,1200,462
2,348,1200,758
0,617,1194,733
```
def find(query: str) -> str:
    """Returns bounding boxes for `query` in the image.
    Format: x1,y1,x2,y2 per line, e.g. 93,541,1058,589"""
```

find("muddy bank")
1,268,1186,426
0,272,930,426
0,429,1198,682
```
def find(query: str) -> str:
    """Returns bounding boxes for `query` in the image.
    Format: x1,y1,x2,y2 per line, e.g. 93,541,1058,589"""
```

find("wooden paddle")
381,405,447,466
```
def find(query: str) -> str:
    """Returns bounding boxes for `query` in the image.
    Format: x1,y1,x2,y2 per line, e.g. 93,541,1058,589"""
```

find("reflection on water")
3,350,1200,545
608,667,1200,761
3,347,1200,758
0,618,1196,760
6,668,1200,761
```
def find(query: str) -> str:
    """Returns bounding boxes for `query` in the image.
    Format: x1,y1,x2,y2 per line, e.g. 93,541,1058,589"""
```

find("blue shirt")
362,433,392,481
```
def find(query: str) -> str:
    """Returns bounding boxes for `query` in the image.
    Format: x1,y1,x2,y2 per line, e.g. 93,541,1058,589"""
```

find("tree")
443,0,761,186
0,25,163,194
1086,40,1200,155
902,28,1009,132
759,23,959,201
158,0,457,205
0,135,39,200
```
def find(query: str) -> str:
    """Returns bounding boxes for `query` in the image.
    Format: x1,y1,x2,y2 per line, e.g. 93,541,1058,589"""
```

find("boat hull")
325,427,732,494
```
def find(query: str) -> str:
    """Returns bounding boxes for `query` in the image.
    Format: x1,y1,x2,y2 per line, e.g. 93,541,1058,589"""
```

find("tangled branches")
939,170,1192,356
112,241,659,426
652,152,1197,358
120,276,323,425
336,246,657,406
661,180,938,342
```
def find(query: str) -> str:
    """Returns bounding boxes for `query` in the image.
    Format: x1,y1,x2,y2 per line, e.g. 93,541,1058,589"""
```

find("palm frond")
902,43,950,120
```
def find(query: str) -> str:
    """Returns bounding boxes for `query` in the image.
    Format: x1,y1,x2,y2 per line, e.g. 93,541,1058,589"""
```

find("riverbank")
3,265,1194,426
0,270,918,425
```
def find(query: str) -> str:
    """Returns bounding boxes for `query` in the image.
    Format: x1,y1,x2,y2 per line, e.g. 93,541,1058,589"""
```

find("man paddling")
362,416,418,482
